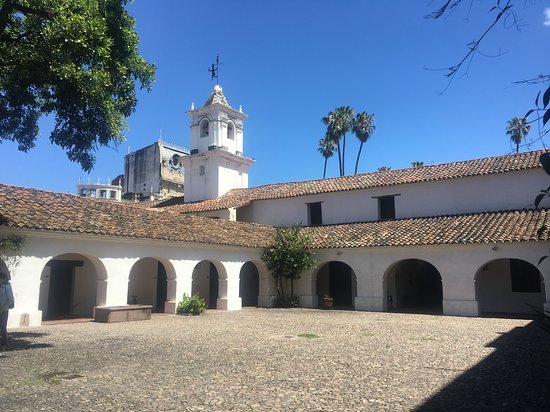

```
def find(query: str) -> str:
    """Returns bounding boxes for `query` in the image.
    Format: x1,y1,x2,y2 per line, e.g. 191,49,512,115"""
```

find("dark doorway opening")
386,259,443,314
316,261,356,309
155,262,167,312
240,262,259,307
208,263,219,309
46,260,83,320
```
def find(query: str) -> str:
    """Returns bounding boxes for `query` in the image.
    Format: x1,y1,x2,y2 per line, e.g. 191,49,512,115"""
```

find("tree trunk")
323,157,328,178
354,141,364,175
336,139,342,177
0,0,13,35
341,133,346,176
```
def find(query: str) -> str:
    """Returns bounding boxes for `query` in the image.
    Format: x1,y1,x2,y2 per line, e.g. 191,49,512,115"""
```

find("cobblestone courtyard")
1,309,549,411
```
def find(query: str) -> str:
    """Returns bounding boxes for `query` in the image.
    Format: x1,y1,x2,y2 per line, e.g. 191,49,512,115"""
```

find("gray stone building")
123,139,189,200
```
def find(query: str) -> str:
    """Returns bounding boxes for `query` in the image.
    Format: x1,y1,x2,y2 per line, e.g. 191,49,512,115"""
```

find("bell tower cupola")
182,85,255,203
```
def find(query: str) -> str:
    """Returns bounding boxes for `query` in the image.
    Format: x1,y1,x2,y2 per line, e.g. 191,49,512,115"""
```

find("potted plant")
322,294,334,309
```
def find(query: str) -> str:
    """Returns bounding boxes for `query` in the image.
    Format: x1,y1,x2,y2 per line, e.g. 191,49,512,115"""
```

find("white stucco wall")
237,169,548,226
295,241,549,317
3,224,548,328
3,230,268,327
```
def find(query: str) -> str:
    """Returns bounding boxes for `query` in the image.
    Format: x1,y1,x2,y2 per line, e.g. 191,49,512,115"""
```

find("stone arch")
475,258,546,316
191,260,227,309
38,253,107,320
127,257,176,312
199,118,209,138
239,261,260,307
315,261,357,309
384,258,443,314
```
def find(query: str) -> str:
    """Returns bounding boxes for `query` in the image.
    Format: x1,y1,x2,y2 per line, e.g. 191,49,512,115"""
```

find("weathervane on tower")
208,54,221,84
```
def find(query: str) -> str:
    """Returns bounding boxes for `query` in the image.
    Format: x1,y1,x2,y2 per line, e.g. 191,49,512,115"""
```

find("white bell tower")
182,85,255,202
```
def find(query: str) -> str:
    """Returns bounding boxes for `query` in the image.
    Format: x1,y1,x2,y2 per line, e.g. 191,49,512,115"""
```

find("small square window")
307,202,323,226
378,196,395,220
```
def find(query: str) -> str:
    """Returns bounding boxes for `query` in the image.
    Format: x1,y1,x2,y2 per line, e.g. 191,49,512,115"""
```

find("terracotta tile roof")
0,184,275,248
164,150,546,214
0,184,547,251
303,209,550,249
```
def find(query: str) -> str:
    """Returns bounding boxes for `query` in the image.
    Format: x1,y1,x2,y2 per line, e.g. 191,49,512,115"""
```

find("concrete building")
124,139,189,200
0,84,548,328
77,178,123,201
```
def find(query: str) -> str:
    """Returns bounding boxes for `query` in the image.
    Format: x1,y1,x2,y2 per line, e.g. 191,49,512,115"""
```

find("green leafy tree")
318,134,337,178
352,111,376,175
506,116,531,154
261,225,316,303
322,106,354,176
0,0,155,171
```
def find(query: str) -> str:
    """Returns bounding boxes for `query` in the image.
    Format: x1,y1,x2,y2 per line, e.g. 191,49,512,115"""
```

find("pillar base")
355,297,383,312
7,310,42,328
216,297,242,311
299,295,315,308
258,294,275,307
443,299,479,317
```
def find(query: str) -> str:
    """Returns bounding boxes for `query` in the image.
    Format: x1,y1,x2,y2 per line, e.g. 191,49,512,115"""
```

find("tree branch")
0,0,54,37
425,0,515,92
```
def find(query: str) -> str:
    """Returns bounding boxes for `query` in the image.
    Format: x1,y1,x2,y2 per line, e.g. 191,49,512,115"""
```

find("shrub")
176,294,207,316
273,296,300,308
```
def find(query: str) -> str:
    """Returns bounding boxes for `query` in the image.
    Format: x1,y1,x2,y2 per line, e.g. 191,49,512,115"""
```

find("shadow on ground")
6,331,53,352
415,320,550,411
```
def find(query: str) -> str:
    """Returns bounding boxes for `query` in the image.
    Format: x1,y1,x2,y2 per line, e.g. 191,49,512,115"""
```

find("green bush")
176,294,207,316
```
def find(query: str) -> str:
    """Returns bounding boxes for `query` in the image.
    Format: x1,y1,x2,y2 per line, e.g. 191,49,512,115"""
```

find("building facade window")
227,121,235,140
378,195,396,220
200,119,209,138
307,202,323,226
199,165,205,176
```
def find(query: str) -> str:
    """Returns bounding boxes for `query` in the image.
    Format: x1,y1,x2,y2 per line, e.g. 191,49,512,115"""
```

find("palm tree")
322,106,354,176
318,135,337,178
506,116,531,153
411,161,424,168
352,111,376,174
377,166,391,171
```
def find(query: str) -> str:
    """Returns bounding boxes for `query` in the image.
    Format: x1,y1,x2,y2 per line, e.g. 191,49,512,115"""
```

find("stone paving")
0,308,549,411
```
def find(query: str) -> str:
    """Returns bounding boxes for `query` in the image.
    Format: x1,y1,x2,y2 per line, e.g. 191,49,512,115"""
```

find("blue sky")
1,0,549,193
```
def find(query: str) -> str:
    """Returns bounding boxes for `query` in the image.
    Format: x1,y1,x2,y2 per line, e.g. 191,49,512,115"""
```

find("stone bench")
93,305,152,323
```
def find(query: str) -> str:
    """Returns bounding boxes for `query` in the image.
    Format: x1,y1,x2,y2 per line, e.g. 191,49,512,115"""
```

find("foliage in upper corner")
0,235,24,273
176,294,207,316
0,235,24,254
262,224,317,304
0,0,156,171
535,153,550,209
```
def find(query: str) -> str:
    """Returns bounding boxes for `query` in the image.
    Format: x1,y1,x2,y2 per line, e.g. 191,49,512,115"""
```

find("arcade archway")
384,259,443,314
476,258,546,316
315,261,357,309
127,258,174,312
38,253,107,320
192,260,220,309
240,261,259,307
